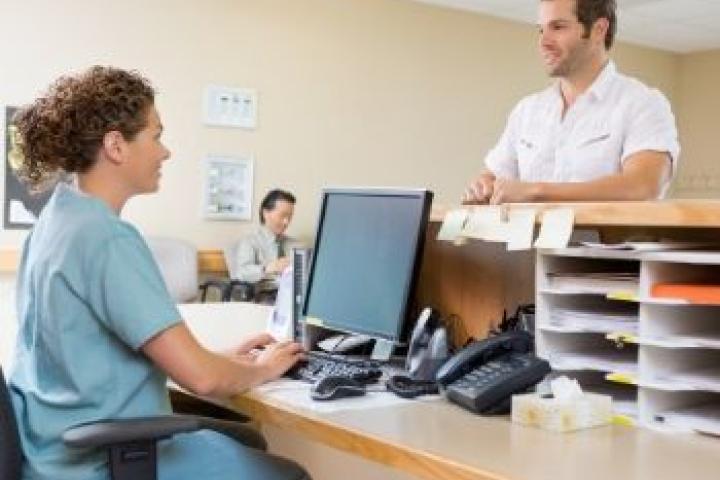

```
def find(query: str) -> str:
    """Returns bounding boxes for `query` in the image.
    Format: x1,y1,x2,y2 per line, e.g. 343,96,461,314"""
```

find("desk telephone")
435,331,550,414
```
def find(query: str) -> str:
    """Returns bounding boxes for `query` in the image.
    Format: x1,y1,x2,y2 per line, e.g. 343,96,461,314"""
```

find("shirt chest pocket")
516,134,553,181
568,128,622,180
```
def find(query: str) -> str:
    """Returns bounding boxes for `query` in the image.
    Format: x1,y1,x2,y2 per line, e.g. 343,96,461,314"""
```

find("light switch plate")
203,85,257,129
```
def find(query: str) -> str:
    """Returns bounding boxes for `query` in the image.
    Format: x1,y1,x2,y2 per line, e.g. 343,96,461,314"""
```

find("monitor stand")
370,338,394,362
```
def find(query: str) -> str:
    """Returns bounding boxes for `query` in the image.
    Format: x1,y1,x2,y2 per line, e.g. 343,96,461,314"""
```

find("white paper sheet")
549,351,638,375
460,207,536,250
660,404,720,436
462,207,507,242
534,208,574,249
506,209,537,251
545,307,638,334
652,367,720,392
437,209,469,242
581,241,720,252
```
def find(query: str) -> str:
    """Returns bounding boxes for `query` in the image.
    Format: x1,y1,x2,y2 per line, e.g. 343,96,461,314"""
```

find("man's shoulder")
238,226,267,246
611,69,668,104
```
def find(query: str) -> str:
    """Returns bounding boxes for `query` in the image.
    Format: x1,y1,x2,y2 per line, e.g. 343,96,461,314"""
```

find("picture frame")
202,154,254,221
3,106,54,230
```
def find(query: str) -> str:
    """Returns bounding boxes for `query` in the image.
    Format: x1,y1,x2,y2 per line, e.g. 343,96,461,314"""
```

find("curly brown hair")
13,66,155,190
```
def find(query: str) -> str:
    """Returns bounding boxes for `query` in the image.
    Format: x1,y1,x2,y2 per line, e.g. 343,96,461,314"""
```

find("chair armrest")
63,414,266,451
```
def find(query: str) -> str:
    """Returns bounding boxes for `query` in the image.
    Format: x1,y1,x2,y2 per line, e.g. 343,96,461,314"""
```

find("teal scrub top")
9,183,181,479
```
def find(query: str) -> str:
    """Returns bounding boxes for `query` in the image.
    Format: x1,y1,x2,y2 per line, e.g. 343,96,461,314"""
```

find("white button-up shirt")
485,62,679,196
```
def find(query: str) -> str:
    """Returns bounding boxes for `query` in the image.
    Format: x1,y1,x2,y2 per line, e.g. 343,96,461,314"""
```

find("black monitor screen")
303,188,432,341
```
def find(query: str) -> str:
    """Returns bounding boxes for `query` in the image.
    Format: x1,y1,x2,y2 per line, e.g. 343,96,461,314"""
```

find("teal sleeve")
87,234,182,350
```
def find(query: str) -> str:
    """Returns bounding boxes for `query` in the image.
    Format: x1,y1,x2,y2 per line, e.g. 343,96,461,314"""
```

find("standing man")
465,0,679,204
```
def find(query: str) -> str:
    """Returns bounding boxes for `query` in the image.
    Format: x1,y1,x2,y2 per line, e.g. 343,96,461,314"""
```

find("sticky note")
534,208,574,249
506,208,537,251
437,209,469,242
461,207,507,241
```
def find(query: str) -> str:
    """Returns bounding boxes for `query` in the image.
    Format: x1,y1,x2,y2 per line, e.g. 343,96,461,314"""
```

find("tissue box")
511,392,613,432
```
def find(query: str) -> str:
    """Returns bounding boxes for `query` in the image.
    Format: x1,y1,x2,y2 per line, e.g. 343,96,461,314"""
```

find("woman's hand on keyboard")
254,341,306,382
228,332,278,358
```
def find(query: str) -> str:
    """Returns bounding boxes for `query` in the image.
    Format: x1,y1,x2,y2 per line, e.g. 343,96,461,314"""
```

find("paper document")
581,241,720,252
549,351,638,375
659,404,720,436
641,332,720,349
652,366,720,392
506,209,537,251
545,272,639,295
460,207,536,250
437,209,469,242
545,306,638,334
534,208,574,249
462,207,507,242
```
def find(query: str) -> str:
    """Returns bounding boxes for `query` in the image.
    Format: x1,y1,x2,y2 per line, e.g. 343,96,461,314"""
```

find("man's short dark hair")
542,0,617,50
575,0,617,50
259,189,296,223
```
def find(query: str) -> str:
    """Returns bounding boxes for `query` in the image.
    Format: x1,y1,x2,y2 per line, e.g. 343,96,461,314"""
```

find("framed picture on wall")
202,154,254,221
3,106,54,230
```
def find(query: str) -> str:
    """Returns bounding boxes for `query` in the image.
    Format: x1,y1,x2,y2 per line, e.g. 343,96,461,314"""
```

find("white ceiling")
412,0,720,53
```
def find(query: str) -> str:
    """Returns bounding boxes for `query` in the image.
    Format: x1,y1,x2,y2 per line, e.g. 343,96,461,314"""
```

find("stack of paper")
581,241,720,252
641,332,720,349
659,404,720,436
546,272,639,295
549,351,638,375
546,307,638,334
652,367,720,392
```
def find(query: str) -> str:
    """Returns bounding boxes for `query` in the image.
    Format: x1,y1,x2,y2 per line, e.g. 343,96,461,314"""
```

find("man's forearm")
533,172,662,202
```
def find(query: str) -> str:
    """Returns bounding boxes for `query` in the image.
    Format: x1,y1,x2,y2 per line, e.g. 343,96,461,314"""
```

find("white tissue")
550,376,584,402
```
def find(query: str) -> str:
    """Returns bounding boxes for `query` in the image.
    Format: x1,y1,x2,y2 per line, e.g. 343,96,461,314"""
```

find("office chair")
199,242,262,302
1,365,310,480
146,236,199,303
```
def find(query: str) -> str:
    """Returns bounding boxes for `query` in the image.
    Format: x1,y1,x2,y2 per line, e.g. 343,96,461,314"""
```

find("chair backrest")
146,237,199,303
0,366,23,480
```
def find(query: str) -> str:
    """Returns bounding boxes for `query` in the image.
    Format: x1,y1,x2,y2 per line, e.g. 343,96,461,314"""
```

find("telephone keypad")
444,353,551,414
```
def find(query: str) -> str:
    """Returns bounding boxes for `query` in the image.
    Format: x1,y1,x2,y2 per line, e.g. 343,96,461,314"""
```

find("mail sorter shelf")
536,249,720,435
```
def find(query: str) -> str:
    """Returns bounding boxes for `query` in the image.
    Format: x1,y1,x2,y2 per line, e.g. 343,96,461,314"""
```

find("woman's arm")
141,323,303,397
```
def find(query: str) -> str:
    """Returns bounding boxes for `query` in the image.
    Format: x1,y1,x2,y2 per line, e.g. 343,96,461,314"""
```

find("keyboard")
284,351,383,384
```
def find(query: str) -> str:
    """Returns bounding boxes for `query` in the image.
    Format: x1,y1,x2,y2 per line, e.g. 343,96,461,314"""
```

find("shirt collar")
586,60,616,102
552,60,617,103
259,224,281,243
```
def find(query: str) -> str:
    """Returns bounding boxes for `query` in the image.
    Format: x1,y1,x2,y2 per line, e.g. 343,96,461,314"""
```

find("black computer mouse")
311,376,367,401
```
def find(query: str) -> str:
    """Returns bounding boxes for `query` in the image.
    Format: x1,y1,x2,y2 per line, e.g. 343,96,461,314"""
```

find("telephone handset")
406,307,449,381
435,331,550,415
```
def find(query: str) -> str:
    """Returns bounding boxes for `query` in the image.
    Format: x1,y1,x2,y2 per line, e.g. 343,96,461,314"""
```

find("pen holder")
511,392,612,432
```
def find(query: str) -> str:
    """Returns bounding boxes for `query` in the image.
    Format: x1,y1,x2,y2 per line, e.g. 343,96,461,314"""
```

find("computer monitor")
302,187,433,357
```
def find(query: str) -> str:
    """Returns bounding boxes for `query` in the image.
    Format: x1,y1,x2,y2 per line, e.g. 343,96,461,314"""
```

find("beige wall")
674,50,720,198
0,0,688,250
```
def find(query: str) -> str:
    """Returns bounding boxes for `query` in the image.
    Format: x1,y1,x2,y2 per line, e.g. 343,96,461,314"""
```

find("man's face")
263,199,295,236
537,0,594,78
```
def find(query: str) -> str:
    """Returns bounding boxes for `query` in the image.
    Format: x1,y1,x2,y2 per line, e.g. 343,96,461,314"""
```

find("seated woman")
8,66,308,480
233,189,296,297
